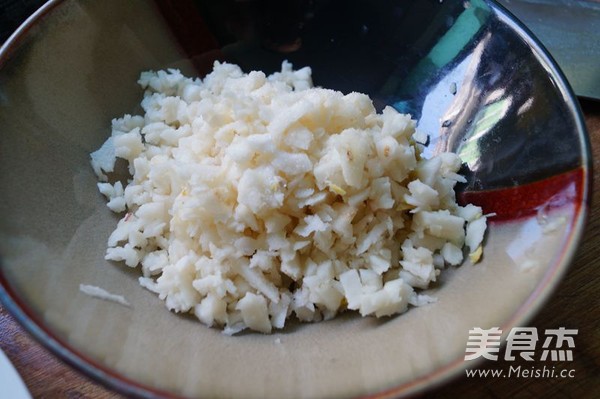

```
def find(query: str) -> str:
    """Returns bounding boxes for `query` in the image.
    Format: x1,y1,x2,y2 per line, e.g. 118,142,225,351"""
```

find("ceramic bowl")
0,0,591,398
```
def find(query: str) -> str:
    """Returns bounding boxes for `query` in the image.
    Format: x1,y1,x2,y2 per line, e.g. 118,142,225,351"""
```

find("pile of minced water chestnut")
91,61,487,334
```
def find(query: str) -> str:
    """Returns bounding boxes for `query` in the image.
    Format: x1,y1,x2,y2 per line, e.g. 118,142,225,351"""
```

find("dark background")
0,0,46,43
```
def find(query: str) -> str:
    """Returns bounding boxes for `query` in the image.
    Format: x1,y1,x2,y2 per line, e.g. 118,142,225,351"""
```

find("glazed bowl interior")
0,0,590,398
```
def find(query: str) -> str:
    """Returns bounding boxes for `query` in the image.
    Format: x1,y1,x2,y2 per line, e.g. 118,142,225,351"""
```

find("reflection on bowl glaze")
460,168,585,222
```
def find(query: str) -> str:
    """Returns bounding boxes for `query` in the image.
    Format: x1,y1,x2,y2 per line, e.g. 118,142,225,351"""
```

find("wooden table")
1,100,599,398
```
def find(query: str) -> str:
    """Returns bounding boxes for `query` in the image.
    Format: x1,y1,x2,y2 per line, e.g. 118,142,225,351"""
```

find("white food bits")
272,152,313,176
441,242,464,266
413,210,466,245
405,179,440,212
236,292,272,333
236,263,280,304
237,166,284,215
194,294,228,327
92,61,487,334
465,216,488,263
141,249,169,276
359,279,412,317
465,216,487,252
284,126,313,150
269,292,292,329
90,137,116,180
303,272,343,313
457,203,483,222
367,252,392,275
369,177,395,210
339,269,363,310
332,128,371,188
97,181,127,212
380,106,415,139
400,240,437,285
113,128,145,161
79,284,130,307
294,214,328,237
105,244,140,267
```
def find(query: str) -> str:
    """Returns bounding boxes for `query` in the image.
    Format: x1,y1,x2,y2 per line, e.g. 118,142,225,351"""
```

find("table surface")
1,100,599,398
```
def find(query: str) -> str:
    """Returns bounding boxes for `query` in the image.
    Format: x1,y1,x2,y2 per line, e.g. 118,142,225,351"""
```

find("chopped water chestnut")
91,61,487,334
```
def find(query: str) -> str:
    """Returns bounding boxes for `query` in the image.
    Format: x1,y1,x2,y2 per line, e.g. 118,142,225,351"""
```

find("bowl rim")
0,0,592,398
